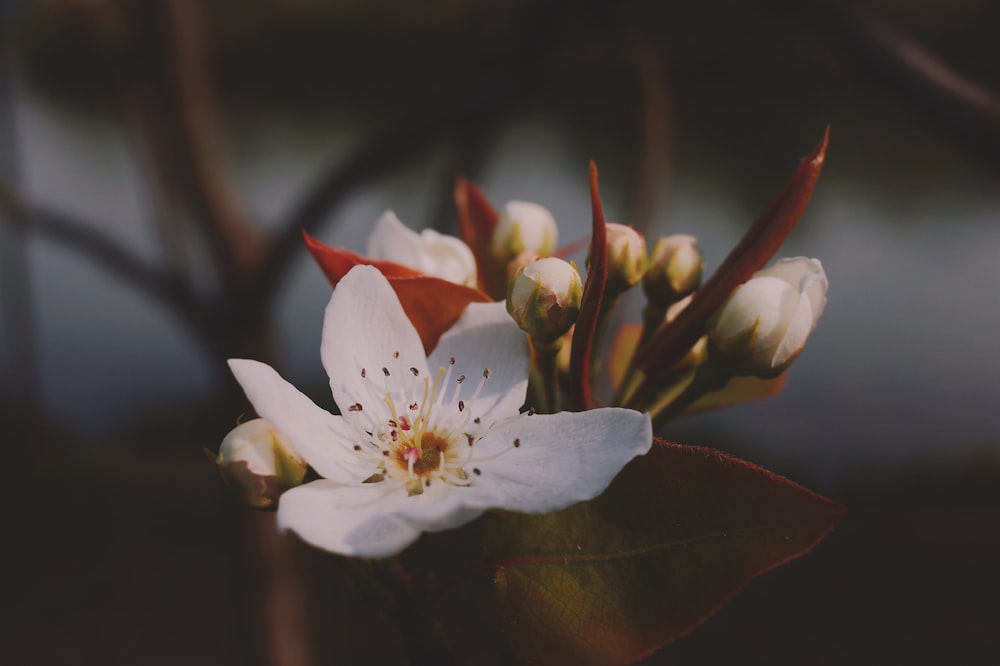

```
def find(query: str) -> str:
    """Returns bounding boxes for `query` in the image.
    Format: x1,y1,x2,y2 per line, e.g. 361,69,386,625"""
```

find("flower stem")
648,359,730,427
534,338,562,414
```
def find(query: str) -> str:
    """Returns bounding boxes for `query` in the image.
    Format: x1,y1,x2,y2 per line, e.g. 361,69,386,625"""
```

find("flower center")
345,353,493,496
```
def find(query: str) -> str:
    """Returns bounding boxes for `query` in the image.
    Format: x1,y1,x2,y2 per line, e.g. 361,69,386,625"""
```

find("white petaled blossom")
367,210,478,287
507,257,583,344
604,223,648,291
491,201,558,261
228,265,652,558
216,418,307,509
707,257,828,378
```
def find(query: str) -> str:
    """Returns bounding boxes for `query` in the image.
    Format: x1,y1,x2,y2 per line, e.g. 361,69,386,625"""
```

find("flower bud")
603,223,647,293
506,257,582,344
367,211,478,287
643,234,703,307
707,257,828,378
216,418,307,509
491,201,558,264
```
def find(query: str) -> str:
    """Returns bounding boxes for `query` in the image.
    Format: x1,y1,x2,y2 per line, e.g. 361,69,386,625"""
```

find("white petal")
428,301,529,424
464,408,652,514
366,211,423,264
227,359,370,484
277,480,422,558
417,228,478,286
771,296,815,368
321,265,429,415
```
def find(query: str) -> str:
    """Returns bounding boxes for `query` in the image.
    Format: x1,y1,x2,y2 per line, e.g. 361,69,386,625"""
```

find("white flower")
604,223,648,290
507,257,582,343
228,265,651,558
707,257,828,377
367,211,478,287
216,418,307,509
491,201,558,261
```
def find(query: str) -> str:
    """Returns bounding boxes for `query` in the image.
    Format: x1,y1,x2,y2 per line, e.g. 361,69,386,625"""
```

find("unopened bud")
643,234,703,307
216,418,307,509
491,201,558,264
506,257,582,344
707,257,828,378
603,223,647,293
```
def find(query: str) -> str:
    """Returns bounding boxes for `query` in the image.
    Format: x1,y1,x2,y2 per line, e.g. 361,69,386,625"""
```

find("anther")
361,368,366,378
528,407,536,415
409,402,418,411
393,351,400,359
449,357,456,365
473,417,480,424
424,479,431,487
466,434,475,446
483,368,491,378
410,367,419,376
473,468,481,475
382,367,390,376
348,403,363,412
457,375,466,384
458,400,465,412
353,445,362,451
514,438,521,448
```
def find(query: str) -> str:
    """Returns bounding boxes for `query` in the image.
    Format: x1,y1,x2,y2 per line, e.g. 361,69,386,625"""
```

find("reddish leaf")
303,230,491,353
633,129,829,397
486,438,845,666
454,177,504,300
569,162,609,411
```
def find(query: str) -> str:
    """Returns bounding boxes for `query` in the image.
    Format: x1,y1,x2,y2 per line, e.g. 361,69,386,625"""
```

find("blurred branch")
812,3,1000,170
162,0,266,283
249,91,515,303
627,42,673,235
0,182,206,339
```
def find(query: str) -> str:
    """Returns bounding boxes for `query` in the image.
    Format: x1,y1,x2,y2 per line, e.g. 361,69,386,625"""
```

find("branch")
811,3,1000,169
249,90,515,303
0,181,206,338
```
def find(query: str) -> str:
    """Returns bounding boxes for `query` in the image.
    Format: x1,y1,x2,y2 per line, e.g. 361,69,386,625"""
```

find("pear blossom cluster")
218,170,828,558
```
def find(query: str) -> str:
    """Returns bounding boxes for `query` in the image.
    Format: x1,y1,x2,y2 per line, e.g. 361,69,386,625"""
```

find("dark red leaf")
569,162,609,411
633,129,829,396
303,230,491,353
486,437,846,666
454,177,504,300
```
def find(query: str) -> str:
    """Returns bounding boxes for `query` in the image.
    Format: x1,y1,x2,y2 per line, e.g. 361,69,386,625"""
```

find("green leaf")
485,438,845,666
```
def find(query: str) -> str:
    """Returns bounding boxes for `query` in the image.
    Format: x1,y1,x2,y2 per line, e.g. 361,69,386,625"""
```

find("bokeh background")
2,1,999,664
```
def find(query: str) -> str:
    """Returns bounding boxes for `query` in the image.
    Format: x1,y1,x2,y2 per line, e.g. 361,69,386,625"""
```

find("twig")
810,3,1000,170
162,0,266,282
0,183,207,343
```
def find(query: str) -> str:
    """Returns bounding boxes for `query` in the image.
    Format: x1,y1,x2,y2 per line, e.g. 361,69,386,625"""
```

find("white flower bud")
367,211,478,287
217,418,307,509
491,201,558,262
507,257,582,344
643,234,703,307
604,223,647,292
707,257,828,378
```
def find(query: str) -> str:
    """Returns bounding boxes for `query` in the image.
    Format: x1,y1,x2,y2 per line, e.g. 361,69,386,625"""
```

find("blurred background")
2,0,999,664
